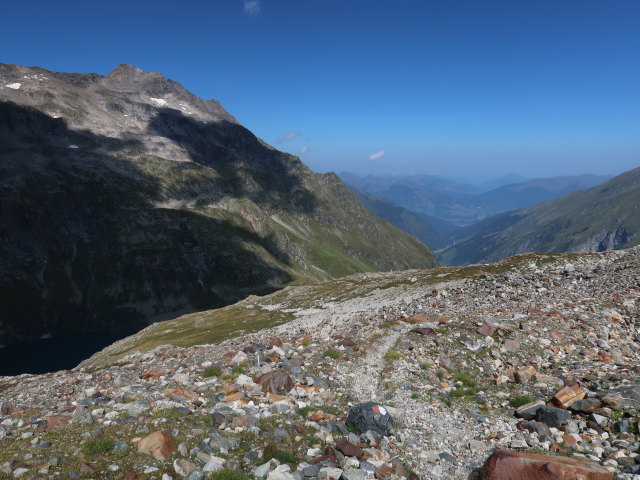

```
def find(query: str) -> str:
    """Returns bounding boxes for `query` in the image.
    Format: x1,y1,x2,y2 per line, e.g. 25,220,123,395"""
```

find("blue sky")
2,0,639,179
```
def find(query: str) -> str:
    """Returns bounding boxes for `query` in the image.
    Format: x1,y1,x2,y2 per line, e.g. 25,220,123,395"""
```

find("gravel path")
350,326,406,402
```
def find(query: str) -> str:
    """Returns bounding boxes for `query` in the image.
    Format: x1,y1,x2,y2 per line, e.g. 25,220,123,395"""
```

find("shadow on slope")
0,101,295,345
148,108,318,213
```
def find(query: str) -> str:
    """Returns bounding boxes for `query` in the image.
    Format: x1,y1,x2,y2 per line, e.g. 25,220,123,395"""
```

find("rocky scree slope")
0,63,435,345
440,166,640,266
1,247,640,479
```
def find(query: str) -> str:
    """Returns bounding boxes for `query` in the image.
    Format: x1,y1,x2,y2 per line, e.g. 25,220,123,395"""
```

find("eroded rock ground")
1,247,639,480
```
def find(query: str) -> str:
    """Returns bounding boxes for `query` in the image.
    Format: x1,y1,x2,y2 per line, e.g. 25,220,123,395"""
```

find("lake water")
0,331,136,376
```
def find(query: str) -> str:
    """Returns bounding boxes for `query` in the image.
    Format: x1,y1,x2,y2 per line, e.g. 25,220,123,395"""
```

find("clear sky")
2,0,639,179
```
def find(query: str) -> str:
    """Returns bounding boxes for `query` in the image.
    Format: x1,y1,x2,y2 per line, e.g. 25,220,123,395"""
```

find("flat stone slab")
481,449,612,480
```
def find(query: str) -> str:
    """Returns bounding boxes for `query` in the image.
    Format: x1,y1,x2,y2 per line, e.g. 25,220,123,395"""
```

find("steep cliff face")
439,167,640,265
0,64,436,344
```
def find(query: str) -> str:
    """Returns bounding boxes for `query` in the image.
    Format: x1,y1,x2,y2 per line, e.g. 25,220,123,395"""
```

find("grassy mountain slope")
0,63,435,344
440,167,640,265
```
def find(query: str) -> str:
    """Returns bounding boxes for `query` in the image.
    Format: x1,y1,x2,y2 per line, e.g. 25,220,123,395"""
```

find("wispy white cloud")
300,145,309,154
276,131,301,143
369,150,385,160
243,0,261,15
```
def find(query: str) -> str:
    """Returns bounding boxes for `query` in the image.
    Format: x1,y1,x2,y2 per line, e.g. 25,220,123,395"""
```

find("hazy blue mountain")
439,167,640,265
347,187,461,250
340,172,609,226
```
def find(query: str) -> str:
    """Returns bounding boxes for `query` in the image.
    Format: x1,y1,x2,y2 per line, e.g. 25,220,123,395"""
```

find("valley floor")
1,247,640,480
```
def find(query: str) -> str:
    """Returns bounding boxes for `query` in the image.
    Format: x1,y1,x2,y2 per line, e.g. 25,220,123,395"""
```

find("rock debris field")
1,247,640,480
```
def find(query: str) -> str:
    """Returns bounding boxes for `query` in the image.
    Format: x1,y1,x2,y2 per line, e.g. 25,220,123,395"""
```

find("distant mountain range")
0,63,436,345
439,167,640,265
340,172,610,225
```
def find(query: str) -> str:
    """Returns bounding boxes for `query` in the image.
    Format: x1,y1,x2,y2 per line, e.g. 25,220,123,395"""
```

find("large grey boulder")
346,402,393,436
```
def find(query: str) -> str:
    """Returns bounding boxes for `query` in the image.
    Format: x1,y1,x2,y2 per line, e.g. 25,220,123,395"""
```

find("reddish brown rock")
338,338,356,347
480,449,612,480
410,328,435,335
140,369,169,379
477,323,497,337
375,465,398,480
222,392,245,403
515,366,537,384
255,370,294,394
268,338,283,348
550,384,585,409
43,415,71,430
336,437,364,458
137,431,177,460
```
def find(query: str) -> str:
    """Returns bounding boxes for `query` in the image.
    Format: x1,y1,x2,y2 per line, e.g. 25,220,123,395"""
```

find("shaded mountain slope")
347,187,460,250
0,63,435,345
440,167,640,265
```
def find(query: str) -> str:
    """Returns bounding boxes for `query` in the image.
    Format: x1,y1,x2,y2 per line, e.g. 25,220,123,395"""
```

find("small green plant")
323,349,341,359
384,349,402,361
81,438,114,456
450,387,477,398
380,323,393,329
509,395,534,408
153,408,184,419
611,409,625,421
436,369,445,380
442,397,452,407
297,406,313,418
419,363,428,370
263,444,298,464
346,424,359,434
208,470,248,480
454,371,477,388
203,366,222,378
302,340,310,347
222,366,245,381
410,393,420,400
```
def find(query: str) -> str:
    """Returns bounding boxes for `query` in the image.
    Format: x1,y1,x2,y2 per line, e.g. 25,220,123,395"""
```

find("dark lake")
0,331,136,376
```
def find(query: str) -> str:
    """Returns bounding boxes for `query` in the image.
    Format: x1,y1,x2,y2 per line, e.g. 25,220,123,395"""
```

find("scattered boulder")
535,406,572,428
480,449,613,480
346,402,393,436
255,371,294,395
137,431,177,460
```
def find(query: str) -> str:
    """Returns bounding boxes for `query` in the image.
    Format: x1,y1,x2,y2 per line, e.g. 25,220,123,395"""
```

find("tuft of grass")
302,340,310,347
450,387,477,398
410,393,420,400
153,408,184,419
263,444,298,465
380,323,394,329
509,395,534,408
419,363,428,370
222,366,245,381
436,369,445,380
384,349,402,361
203,366,222,378
208,470,248,480
297,406,313,418
454,371,477,388
323,350,341,359
81,438,114,456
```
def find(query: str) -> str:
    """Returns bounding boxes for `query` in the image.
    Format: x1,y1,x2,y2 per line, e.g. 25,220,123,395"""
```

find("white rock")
267,464,295,480
5,83,21,90
236,374,255,387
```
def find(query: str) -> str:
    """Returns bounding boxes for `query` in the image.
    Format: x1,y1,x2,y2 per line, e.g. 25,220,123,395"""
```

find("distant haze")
1,0,638,178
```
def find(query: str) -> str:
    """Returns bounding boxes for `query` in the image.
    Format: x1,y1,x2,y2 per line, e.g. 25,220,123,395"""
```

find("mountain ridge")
0,63,436,346
440,166,640,265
